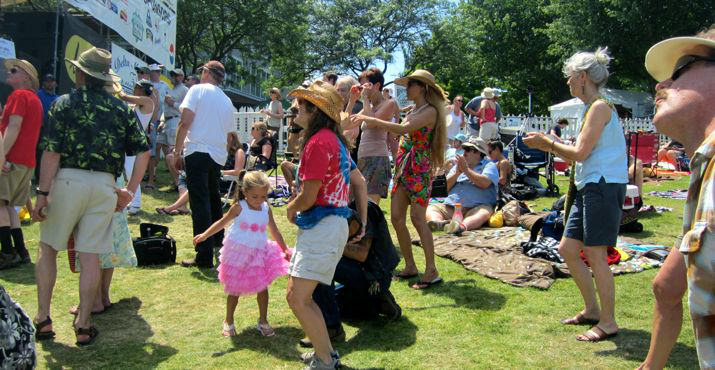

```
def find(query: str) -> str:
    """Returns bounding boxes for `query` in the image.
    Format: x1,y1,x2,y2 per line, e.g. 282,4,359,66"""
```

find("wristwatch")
36,188,50,197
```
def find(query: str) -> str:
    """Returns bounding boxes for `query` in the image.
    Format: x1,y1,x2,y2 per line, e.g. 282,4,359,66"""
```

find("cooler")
623,184,641,210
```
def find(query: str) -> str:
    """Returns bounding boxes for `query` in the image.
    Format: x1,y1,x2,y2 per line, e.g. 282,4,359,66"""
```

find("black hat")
42,73,56,82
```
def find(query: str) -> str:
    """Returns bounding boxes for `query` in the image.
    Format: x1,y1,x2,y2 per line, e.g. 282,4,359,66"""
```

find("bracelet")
36,188,50,197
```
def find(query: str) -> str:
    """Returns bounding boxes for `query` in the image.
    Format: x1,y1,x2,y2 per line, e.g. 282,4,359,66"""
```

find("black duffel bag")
132,223,176,266
431,174,448,198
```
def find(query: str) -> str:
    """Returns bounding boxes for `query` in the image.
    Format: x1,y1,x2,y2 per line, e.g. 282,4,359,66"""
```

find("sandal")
257,320,276,337
411,277,444,290
560,313,599,326
393,271,419,280
33,316,55,340
576,325,618,342
222,321,236,337
155,207,168,215
74,325,99,346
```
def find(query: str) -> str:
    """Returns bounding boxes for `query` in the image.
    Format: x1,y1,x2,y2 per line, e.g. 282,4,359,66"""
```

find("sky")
383,50,406,84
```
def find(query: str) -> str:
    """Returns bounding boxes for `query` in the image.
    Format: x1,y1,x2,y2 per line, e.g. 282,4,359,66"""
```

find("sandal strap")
75,326,97,336
34,316,52,331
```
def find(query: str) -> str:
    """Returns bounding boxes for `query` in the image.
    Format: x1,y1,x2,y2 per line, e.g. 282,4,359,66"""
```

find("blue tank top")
574,101,628,190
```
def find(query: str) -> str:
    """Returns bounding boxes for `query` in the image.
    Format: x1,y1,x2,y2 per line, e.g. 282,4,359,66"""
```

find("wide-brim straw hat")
288,80,345,125
66,47,118,82
645,36,715,82
394,69,447,99
3,59,39,90
481,87,495,99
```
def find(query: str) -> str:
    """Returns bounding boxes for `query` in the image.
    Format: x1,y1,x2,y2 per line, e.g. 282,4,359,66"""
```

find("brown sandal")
576,325,618,342
560,313,599,326
33,316,55,340
74,325,99,346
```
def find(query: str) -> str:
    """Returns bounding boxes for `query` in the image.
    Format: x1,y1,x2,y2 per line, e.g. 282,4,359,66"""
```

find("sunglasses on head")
671,55,715,81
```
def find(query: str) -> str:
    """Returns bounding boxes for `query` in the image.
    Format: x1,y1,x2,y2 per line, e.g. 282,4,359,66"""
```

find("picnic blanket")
433,228,663,290
648,189,688,200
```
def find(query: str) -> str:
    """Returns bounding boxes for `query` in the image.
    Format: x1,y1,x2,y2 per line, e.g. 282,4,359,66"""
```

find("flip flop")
576,325,618,342
411,277,444,290
393,271,419,280
155,207,168,215
560,313,599,326
33,316,55,340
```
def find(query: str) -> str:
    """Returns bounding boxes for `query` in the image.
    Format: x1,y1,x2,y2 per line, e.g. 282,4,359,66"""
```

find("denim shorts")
564,178,625,247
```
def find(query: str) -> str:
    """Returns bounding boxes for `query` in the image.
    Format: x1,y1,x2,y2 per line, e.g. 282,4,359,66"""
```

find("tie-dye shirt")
298,128,356,208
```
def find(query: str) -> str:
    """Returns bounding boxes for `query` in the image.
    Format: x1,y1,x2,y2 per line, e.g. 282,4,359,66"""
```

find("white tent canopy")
549,89,654,123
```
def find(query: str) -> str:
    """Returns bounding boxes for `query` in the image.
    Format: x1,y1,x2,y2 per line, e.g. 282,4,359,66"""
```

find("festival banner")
0,38,16,60
64,0,177,69
111,43,148,93
59,14,108,93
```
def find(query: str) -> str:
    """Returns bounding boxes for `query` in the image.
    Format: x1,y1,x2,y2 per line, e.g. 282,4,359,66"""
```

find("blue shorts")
564,178,625,247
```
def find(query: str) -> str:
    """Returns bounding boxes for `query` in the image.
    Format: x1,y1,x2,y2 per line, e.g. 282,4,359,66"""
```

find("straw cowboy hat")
3,59,39,90
288,80,346,125
645,36,715,82
66,47,119,82
394,69,447,99
481,87,495,99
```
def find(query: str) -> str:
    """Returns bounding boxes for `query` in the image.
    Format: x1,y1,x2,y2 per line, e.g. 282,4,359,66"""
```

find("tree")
306,0,443,78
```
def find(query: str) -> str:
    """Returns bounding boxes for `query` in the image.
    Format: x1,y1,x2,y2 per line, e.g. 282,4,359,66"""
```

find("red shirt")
1,89,43,167
298,128,355,208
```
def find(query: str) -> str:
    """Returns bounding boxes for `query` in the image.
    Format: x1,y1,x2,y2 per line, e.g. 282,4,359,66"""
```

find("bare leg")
558,237,600,319
287,277,333,364
226,295,239,325
164,189,190,212
391,185,418,275
462,208,492,231
35,243,58,325
162,146,179,185
583,247,618,333
410,202,438,282
638,248,687,369
99,268,114,307
257,289,269,324
425,205,448,222
75,251,100,341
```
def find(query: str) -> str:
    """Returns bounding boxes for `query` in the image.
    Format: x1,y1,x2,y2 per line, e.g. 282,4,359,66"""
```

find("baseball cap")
454,133,468,143
199,60,226,79
148,63,164,72
169,68,185,76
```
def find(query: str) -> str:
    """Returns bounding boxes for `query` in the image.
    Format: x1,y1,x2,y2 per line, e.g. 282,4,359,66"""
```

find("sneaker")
427,220,448,232
299,324,346,348
0,253,21,270
376,290,402,321
301,351,341,368
17,249,31,264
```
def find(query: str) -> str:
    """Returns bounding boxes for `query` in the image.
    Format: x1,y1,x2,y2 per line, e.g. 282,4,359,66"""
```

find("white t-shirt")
180,83,236,165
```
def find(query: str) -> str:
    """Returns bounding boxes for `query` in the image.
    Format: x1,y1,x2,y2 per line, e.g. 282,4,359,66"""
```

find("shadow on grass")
621,230,655,239
338,316,418,356
594,328,698,369
406,279,506,311
190,267,219,283
39,297,177,369
0,262,35,285
211,326,303,361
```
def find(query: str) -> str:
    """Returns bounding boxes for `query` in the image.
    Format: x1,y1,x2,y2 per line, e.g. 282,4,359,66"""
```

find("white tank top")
134,104,154,131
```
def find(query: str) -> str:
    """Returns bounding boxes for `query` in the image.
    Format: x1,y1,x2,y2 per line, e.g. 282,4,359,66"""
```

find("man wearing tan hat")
0,58,43,270
425,137,500,235
173,60,236,268
32,47,150,345
638,26,715,370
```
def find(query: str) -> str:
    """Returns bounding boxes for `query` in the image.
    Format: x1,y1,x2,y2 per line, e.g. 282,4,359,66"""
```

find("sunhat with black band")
66,47,119,82
645,36,715,82
287,80,346,126
394,69,448,99
3,59,39,90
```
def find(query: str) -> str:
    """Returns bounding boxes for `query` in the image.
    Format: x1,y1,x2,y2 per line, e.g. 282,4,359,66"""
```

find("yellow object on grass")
615,247,631,261
489,211,504,228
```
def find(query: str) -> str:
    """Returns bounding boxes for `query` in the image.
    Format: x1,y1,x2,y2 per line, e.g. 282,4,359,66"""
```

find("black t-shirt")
349,200,400,280
250,137,271,157
549,124,562,138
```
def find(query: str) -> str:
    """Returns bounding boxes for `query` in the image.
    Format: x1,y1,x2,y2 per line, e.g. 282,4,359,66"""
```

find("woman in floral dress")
351,69,448,289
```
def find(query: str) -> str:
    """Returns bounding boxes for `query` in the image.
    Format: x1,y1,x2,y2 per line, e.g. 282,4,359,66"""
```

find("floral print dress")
0,286,35,369
391,105,435,207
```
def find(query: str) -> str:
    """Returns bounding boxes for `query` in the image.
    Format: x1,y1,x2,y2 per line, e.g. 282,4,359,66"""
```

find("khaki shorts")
0,162,32,206
431,203,494,220
289,215,348,285
40,168,117,254
156,116,179,146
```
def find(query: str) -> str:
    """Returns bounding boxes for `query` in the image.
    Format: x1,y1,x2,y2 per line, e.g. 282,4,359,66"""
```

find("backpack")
541,211,565,241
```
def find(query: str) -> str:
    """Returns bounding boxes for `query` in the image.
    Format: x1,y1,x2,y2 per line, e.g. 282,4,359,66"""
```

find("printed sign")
394,84,412,108
0,38,16,59
64,0,177,69
111,43,148,92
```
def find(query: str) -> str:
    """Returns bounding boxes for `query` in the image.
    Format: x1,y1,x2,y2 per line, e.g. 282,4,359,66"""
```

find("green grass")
0,165,697,369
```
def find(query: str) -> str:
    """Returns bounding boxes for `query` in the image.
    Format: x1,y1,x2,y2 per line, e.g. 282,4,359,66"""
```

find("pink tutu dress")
218,200,289,296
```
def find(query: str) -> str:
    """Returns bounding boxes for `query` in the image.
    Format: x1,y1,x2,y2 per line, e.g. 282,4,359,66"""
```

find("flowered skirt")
0,286,35,369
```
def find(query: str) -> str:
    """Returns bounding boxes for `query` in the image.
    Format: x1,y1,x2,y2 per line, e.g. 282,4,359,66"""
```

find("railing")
235,106,290,154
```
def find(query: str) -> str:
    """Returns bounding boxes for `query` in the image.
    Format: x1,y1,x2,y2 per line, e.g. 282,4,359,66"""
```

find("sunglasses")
8,67,19,75
463,147,477,153
671,55,715,81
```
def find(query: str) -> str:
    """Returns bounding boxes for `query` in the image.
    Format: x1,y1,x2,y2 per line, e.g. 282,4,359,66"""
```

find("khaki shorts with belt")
431,203,494,220
40,168,117,254
0,162,33,206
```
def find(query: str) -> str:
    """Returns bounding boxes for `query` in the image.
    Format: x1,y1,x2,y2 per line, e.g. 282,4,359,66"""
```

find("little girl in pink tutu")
193,170,290,337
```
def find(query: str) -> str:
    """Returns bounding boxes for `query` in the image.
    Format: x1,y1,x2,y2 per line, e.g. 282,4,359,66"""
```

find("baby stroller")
508,133,559,197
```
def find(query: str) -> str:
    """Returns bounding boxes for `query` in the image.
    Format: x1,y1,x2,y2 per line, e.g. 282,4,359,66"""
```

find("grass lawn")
1,165,698,369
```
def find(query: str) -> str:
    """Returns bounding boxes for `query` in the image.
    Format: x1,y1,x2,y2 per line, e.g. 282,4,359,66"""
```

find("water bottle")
445,203,464,233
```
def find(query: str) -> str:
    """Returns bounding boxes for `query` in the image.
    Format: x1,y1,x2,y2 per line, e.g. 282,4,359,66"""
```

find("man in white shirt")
147,63,170,189
158,68,189,188
173,60,236,267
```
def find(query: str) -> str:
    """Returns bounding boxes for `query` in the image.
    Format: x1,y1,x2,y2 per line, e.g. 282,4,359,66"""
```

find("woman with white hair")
524,47,627,342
